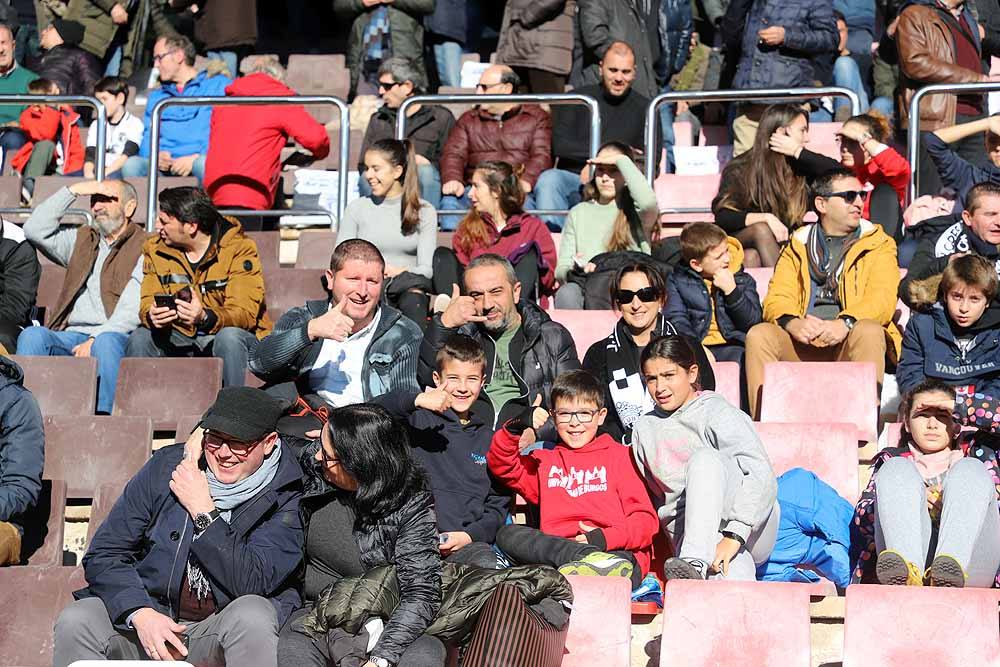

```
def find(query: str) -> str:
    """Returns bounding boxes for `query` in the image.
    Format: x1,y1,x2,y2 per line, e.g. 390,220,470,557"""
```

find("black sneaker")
663,557,709,581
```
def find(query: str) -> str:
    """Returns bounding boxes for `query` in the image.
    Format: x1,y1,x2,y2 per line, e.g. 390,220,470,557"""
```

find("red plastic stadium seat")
745,267,772,305
754,422,860,503
0,565,86,667
246,231,281,274
43,415,151,498
35,264,67,323
843,585,1000,667
11,355,96,416
265,268,330,315
660,580,813,666
546,309,619,360
653,174,720,225
760,361,878,441
710,361,741,408
113,358,222,430
86,480,129,548
562,575,631,666
21,479,67,566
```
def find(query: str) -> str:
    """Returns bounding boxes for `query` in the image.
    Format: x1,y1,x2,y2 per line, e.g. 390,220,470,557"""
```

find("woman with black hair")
278,403,445,667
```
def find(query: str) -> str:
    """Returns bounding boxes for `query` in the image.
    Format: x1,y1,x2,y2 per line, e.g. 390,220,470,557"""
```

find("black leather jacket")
37,45,102,100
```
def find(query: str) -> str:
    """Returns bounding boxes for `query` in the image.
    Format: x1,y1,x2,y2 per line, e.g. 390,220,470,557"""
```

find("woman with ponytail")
433,160,557,301
553,141,659,309
339,138,438,327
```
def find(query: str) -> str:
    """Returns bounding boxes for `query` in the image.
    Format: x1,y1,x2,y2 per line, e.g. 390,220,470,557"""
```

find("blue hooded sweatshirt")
138,69,232,159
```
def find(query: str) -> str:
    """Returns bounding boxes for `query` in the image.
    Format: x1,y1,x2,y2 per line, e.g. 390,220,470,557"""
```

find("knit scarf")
187,443,283,601
906,442,964,486
806,223,861,305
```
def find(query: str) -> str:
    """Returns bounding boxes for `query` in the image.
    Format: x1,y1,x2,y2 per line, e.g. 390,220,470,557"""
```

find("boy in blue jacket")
665,221,763,365
374,333,508,568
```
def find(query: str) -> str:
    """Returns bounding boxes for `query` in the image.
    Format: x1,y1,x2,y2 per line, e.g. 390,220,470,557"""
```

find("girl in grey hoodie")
631,336,780,581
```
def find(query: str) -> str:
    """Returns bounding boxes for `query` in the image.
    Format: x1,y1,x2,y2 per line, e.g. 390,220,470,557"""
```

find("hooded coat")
0,356,43,533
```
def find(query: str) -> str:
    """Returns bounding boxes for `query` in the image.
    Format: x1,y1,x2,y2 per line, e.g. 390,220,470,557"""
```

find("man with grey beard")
18,180,146,413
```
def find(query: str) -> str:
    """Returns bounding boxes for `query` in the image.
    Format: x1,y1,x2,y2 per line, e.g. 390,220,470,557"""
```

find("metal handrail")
217,208,335,227
0,95,106,180
644,87,863,185
146,95,349,231
907,82,1000,201
396,93,603,160
0,207,94,226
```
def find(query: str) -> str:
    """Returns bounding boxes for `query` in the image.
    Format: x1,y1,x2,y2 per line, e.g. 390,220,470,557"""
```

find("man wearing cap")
37,19,102,101
53,386,303,667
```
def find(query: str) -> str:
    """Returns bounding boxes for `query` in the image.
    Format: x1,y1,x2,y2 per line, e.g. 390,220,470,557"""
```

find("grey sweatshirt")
24,187,142,337
631,391,777,542
337,194,437,278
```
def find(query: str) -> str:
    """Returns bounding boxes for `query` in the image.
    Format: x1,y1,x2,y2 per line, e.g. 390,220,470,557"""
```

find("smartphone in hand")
154,293,177,311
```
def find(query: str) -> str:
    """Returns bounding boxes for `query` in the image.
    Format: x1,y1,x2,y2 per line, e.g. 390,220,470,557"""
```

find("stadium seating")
562,575,631,666
0,565,86,667
113,358,223,430
264,268,330,314
754,422,860,503
546,309,619,360
294,230,337,269
20,479,67,567
710,360,741,408
11,355,97,416
843,585,1000,666
246,230,281,274
659,580,813,666
759,361,879,441
880,421,902,450
42,416,152,498
86,480,129,548
745,267,773,305
176,414,203,440
0,174,20,206
30,176,199,226
653,174,720,225
808,122,843,161
35,264,68,324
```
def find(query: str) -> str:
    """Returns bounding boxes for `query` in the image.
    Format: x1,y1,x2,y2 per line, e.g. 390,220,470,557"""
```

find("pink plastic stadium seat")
760,361,878,441
0,175,21,206
808,122,843,161
546,309,619,360
0,566,86,667
843,585,1000,667
710,361,741,408
562,575,631,666
42,415,152,498
660,580,812,666
113,358,223,430
294,230,337,269
265,268,330,315
881,421,902,449
754,422,860,503
653,174,720,225
11,355,97,416
745,267,772,305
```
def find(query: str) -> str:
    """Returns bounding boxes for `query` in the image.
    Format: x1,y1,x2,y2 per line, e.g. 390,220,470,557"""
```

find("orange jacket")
12,104,85,174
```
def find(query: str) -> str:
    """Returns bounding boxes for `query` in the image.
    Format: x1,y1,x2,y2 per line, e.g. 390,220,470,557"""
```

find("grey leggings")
667,447,781,581
873,456,1000,587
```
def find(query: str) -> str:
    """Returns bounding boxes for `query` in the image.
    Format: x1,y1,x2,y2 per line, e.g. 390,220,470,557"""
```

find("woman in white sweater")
339,138,438,328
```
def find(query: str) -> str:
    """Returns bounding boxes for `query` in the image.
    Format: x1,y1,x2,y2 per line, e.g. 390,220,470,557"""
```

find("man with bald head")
18,179,146,413
438,63,552,227
0,22,36,172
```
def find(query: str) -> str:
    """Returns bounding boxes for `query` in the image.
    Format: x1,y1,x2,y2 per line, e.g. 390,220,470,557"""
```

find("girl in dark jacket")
897,255,1000,398
279,404,445,667
712,104,841,267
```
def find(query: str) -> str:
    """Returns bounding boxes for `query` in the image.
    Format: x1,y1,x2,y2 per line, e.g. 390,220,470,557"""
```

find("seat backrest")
754,422,860,502
546,309,619,360
808,122,843,161
287,54,346,94
294,230,337,269
43,415,152,498
660,580,813,666
112,358,223,430
654,174,721,225
880,421,902,449
264,268,330,315
760,361,878,441
11,355,96,416
86,479,129,548
245,231,281,273
175,414,203,441
0,174,21,206
562,575,631,666
745,267,773,305
21,479,67,566
843,585,1000,667
0,565,86,667
711,361,741,409
35,264,68,323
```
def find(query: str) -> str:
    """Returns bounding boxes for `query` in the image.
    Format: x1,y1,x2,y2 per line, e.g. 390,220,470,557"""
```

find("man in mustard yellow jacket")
745,168,902,417
125,187,272,387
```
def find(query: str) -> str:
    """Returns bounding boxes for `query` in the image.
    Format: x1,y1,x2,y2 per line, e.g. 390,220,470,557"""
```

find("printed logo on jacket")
547,465,608,497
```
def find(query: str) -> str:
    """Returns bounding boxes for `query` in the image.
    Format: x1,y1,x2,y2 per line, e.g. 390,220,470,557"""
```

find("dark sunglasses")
614,287,660,304
824,190,866,203
377,80,401,91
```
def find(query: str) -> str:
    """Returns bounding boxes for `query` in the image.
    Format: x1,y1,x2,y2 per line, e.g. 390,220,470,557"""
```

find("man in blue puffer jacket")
0,355,43,566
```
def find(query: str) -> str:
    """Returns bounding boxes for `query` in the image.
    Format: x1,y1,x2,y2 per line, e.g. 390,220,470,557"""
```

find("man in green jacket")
0,23,35,171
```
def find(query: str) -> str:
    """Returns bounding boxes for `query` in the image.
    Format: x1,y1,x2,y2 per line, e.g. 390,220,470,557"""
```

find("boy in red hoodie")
488,369,658,589
13,78,84,198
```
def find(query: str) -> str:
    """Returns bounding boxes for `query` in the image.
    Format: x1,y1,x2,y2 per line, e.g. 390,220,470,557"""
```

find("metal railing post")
643,87,862,186
146,95,349,232
0,94,106,180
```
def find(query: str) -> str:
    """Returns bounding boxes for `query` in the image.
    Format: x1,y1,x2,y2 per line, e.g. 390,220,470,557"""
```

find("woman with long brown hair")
712,104,840,267
553,141,659,309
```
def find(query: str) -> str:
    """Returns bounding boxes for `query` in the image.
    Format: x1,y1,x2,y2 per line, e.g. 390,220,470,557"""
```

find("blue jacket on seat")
138,69,232,159
897,305,1000,397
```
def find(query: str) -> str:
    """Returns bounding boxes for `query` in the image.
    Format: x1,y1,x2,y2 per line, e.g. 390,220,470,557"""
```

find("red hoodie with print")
12,104,84,174
487,428,658,575
204,73,330,210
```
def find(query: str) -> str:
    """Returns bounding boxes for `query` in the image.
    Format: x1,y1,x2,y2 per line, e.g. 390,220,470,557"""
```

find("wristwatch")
840,315,857,331
193,509,221,533
368,657,391,667
721,530,746,547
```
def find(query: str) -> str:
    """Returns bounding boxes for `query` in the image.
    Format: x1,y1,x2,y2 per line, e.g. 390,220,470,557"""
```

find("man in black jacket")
37,19,101,102
0,217,40,353
419,254,580,439
0,356,43,566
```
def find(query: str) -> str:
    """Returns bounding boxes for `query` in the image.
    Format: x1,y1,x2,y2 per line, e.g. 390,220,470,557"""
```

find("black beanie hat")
52,20,86,48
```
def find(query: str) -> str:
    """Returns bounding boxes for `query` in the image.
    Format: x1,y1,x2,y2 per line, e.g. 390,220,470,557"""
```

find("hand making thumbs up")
440,283,489,329
306,296,356,342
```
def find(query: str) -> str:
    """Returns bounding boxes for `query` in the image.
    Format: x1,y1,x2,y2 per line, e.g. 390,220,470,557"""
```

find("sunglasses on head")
824,190,865,203
614,287,660,305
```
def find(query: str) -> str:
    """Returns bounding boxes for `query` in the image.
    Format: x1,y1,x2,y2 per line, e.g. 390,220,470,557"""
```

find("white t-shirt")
86,111,144,160
307,307,382,408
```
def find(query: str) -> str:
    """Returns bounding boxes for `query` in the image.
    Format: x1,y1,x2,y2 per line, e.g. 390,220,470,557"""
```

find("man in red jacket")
203,56,330,230
438,64,552,229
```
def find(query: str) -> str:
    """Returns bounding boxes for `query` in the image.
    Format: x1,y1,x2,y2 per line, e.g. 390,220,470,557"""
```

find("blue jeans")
0,127,26,173
103,44,123,76
16,327,128,414
358,163,442,208
871,96,894,118
207,50,239,79
122,154,207,184
833,55,869,114
658,86,677,174
433,41,463,88
534,168,583,231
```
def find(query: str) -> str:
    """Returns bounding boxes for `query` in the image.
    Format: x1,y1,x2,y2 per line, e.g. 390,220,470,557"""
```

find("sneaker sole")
930,556,966,588
876,551,911,585
663,558,704,581
559,560,634,579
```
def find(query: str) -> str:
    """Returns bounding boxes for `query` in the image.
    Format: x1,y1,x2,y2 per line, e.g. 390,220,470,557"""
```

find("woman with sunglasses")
553,141,658,309
278,403,446,667
582,262,715,442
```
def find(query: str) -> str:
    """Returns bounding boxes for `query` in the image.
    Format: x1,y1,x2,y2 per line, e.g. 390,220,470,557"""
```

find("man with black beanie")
37,18,102,100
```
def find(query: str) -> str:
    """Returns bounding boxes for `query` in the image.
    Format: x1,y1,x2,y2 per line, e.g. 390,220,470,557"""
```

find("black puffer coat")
37,44,102,100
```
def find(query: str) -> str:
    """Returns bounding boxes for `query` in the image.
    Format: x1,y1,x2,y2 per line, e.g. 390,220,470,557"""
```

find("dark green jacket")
0,62,35,125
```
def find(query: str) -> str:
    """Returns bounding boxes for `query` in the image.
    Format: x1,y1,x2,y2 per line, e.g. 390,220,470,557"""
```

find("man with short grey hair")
356,57,455,208
0,23,35,172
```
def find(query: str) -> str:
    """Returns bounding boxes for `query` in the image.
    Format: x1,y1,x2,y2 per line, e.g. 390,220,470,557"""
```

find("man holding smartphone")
125,186,271,387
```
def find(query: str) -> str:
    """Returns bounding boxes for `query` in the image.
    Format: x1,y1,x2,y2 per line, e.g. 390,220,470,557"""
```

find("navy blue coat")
732,0,839,89
897,306,1000,397
76,443,304,628
0,356,43,530
664,266,763,345
657,0,694,82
